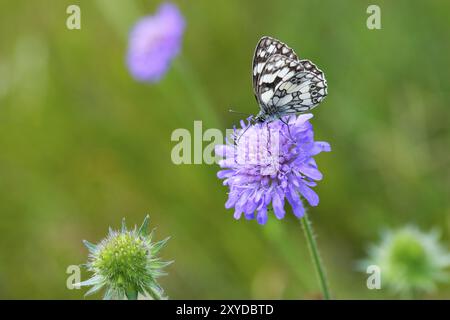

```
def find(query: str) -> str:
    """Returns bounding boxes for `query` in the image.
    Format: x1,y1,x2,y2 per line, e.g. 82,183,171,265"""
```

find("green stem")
125,289,138,300
300,212,331,300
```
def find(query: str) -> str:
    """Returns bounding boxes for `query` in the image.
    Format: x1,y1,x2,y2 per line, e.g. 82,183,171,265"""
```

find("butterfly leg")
280,118,294,141
236,125,250,145
266,122,272,156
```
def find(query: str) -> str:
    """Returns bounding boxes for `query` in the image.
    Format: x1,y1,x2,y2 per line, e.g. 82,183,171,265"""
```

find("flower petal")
272,189,286,219
235,190,251,212
310,141,331,155
286,187,305,218
294,113,314,127
298,183,320,207
217,170,233,179
244,193,258,215
298,164,323,181
215,145,235,158
225,191,240,209
245,212,255,220
257,206,268,225
233,210,242,220
218,158,237,168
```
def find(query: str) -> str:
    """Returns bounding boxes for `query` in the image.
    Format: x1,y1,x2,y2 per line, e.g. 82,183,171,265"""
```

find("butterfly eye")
312,97,319,104
311,91,318,97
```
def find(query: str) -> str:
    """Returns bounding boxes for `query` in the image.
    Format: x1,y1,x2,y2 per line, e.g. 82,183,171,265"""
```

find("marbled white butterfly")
252,36,327,123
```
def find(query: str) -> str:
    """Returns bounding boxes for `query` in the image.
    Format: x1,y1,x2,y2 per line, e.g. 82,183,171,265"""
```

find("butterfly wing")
252,36,299,99
273,68,328,113
257,54,327,117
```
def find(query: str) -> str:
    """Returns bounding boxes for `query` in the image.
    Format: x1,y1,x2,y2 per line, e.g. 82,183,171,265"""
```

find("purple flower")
215,114,331,225
126,3,185,83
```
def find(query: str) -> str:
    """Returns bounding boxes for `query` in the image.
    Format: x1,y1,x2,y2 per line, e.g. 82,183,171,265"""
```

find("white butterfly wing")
257,54,328,116
252,36,298,99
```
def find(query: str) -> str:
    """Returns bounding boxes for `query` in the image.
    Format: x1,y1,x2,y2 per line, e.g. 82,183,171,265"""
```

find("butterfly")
252,36,327,123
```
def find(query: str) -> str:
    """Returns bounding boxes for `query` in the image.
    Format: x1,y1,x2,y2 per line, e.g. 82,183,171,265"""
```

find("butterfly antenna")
228,109,254,144
228,109,252,116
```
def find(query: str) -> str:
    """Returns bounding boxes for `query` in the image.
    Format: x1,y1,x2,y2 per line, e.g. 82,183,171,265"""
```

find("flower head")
215,114,331,224
361,226,450,296
126,3,185,82
79,215,172,300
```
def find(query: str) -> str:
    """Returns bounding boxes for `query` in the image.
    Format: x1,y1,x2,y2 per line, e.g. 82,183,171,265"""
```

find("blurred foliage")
0,0,449,299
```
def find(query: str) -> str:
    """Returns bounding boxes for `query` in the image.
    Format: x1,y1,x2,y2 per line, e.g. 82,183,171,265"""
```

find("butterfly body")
252,36,327,123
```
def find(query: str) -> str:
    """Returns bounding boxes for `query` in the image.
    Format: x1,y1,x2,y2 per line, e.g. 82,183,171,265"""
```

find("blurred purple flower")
215,114,331,225
127,3,185,83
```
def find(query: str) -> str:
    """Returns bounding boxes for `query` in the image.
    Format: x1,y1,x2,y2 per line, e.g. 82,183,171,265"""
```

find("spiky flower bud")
79,215,172,300
361,226,450,297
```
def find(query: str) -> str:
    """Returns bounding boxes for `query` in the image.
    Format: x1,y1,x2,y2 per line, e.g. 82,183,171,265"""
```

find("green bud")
361,226,450,298
78,215,173,300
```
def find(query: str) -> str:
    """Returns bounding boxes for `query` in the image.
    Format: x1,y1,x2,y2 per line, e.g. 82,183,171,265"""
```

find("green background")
0,0,449,299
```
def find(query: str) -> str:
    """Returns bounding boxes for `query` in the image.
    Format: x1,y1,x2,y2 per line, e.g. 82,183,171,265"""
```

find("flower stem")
300,212,331,300
125,289,138,300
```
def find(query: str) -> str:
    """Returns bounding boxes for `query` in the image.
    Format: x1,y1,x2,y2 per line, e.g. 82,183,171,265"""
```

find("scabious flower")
126,3,185,82
79,215,172,300
215,114,331,224
361,226,450,297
